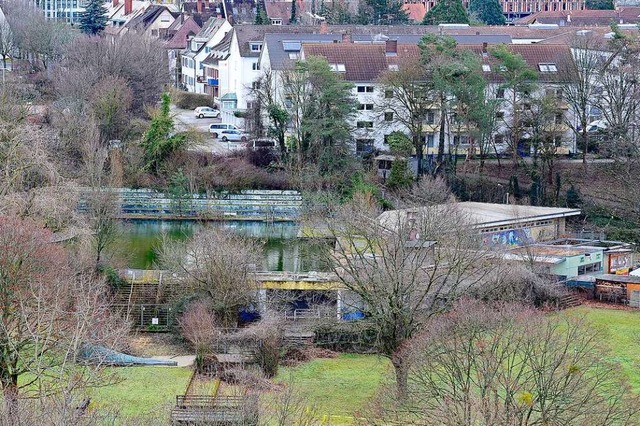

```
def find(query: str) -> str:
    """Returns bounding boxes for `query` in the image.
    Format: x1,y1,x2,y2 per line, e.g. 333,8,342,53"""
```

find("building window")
538,63,558,72
555,113,564,124
494,134,504,145
252,62,260,71
358,103,374,111
250,43,262,52
425,134,435,147
496,111,505,119
271,19,282,25
357,85,374,93
388,64,399,71
384,89,393,98
496,88,505,98
453,135,470,146
356,121,374,129
329,63,346,72
356,139,374,154
288,53,300,60
252,81,261,90
426,111,436,124
384,112,394,121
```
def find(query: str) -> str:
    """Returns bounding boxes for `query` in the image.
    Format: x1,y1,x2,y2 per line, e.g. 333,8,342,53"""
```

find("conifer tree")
422,0,469,25
79,0,108,35
469,0,505,25
290,0,298,23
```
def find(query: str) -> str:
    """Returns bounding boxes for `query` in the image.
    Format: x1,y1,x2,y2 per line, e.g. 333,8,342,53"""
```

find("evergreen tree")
585,0,614,9
255,1,269,24
79,0,108,36
468,0,505,25
422,0,469,24
290,0,298,23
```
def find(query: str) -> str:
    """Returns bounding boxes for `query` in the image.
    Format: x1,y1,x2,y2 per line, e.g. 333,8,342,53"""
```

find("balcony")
207,78,219,86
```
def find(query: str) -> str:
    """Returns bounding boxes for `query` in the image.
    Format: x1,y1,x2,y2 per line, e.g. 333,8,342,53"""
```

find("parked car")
220,129,250,142
209,123,240,138
194,106,220,119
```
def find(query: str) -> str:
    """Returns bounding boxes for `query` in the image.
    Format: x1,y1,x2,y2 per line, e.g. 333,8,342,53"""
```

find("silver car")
194,106,220,119
219,129,250,142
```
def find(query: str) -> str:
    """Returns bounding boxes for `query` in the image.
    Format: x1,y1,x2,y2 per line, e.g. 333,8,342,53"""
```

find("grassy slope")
564,306,640,392
88,366,192,418
275,354,391,417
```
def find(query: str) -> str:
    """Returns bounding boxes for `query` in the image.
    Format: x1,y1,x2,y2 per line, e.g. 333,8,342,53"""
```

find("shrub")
173,91,215,110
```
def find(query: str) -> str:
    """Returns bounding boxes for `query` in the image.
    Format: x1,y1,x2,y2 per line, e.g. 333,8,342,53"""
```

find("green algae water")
116,220,327,272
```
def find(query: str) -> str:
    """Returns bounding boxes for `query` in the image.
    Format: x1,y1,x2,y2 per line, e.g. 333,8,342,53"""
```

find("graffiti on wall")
484,229,532,247
609,253,631,274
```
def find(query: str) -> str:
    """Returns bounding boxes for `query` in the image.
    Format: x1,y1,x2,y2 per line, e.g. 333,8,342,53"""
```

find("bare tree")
0,216,127,418
179,300,220,372
377,56,435,176
314,198,495,396
0,108,60,196
56,33,168,114
371,299,640,426
0,17,13,71
563,33,606,164
594,33,640,158
159,228,262,327
90,76,133,143
83,189,120,269
3,0,75,71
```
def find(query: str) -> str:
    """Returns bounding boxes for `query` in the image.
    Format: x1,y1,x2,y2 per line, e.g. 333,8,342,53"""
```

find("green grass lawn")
88,366,192,418
23,307,635,422
274,354,392,418
563,306,640,392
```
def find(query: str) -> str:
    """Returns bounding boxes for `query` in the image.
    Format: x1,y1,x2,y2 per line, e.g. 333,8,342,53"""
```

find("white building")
180,17,232,93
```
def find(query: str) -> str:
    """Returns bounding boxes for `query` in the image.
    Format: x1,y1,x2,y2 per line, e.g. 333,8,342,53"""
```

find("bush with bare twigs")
368,299,640,426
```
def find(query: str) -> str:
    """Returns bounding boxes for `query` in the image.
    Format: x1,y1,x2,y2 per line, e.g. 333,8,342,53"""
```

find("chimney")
341,31,352,43
482,42,488,53
319,20,328,34
385,39,398,56
113,0,119,7
124,0,132,15
196,0,203,13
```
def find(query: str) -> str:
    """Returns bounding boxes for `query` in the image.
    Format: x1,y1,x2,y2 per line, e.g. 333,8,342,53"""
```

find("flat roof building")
378,202,581,245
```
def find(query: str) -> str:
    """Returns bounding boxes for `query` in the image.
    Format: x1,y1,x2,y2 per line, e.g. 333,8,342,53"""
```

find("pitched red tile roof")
165,16,202,49
302,43,389,82
464,44,577,83
264,0,307,22
303,41,577,84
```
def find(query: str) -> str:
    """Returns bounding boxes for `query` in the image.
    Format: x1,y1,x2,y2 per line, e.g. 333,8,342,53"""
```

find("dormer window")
250,43,262,52
538,63,558,72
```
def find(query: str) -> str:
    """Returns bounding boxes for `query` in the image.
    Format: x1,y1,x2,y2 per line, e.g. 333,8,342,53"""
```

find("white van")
209,123,239,138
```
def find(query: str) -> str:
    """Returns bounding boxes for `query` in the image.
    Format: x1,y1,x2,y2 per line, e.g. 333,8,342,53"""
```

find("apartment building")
38,0,87,22
297,39,577,159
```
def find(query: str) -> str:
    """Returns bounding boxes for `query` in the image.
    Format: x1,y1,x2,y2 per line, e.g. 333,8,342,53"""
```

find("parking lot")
171,106,245,155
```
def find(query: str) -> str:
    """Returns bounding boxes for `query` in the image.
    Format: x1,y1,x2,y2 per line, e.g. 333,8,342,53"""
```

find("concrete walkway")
150,355,196,367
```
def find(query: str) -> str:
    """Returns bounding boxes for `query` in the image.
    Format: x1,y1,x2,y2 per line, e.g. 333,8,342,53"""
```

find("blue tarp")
79,344,178,366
